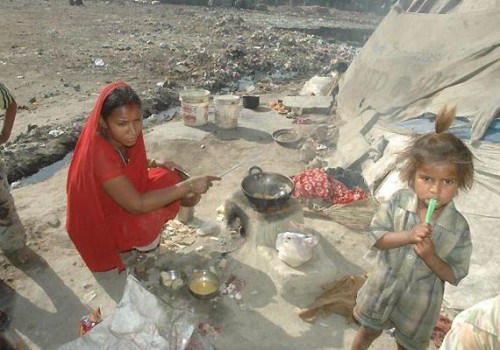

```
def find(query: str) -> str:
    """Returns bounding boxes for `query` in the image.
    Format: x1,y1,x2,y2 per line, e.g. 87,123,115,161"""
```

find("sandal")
120,250,148,268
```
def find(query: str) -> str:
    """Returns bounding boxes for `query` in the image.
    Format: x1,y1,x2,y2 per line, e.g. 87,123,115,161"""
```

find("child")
0,82,32,264
66,82,220,272
351,105,474,350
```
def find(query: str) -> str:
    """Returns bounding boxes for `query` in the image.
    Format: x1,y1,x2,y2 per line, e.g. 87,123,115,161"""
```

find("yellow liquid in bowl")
189,280,218,295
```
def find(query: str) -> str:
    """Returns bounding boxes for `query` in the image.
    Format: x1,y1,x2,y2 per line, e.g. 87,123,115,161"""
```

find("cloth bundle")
293,168,366,204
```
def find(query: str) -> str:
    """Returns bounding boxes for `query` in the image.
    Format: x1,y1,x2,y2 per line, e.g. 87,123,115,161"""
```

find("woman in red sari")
66,82,219,272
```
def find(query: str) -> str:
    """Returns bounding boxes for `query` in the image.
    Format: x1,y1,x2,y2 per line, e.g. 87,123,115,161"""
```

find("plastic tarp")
331,1,500,309
336,3,500,144
59,275,195,350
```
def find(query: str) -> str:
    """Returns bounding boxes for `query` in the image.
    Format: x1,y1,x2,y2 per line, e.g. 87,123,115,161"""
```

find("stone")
283,95,333,114
223,190,303,248
224,190,338,305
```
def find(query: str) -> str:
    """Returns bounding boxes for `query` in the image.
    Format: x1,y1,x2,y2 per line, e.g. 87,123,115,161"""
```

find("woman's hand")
185,175,221,195
408,223,432,244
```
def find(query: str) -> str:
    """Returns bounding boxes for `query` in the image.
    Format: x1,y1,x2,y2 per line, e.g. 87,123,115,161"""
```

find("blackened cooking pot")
241,166,294,211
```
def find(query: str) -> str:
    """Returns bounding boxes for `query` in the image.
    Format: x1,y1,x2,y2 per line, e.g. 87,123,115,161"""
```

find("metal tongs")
217,152,261,178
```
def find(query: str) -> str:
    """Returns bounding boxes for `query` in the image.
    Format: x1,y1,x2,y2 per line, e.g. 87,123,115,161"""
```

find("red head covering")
66,81,180,272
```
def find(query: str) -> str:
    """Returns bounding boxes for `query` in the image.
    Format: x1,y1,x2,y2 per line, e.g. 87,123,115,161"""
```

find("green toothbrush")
425,199,437,223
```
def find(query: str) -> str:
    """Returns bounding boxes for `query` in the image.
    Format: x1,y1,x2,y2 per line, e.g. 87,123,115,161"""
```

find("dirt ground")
0,1,441,349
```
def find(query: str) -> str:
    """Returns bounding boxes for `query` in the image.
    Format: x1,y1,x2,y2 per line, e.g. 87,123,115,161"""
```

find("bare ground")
0,1,425,349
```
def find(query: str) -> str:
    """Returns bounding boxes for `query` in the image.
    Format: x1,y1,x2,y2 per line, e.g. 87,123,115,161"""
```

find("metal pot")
241,166,294,211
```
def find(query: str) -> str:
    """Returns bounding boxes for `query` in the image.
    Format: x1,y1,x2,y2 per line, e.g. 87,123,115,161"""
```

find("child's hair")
101,85,142,120
400,105,474,190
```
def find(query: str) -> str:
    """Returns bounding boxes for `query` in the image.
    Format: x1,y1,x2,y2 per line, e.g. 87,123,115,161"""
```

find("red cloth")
293,168,366,205
66,81,180,272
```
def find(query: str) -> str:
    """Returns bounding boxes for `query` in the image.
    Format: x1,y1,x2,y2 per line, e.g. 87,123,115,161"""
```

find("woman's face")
413,161,459,211
101,104,143,149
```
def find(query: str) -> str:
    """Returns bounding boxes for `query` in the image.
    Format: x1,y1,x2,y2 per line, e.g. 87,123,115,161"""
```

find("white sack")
276,232,319,267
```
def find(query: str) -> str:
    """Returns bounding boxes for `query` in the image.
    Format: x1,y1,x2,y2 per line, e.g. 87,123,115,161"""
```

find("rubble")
2,3,381,185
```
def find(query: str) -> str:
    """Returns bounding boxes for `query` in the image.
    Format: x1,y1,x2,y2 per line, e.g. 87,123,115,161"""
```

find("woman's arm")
102,174,219,214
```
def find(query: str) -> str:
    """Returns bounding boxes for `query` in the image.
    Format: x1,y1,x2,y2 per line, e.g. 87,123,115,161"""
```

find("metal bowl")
272,128,303,148
159,269,187,291
187,270,221,300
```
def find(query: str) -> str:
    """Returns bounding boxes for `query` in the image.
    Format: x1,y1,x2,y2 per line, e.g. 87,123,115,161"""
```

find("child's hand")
408,223,432,244
414,237,435,259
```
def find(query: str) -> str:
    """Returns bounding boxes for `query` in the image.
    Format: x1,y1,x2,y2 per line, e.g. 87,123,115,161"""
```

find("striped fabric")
0,83,15,110
441,295,500,350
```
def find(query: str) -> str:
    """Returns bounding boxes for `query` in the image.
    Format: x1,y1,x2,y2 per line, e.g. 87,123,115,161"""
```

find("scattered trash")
220,274,246,304
83,291,97,303
186,322,222,350
48,128,65,137
215,204,225,223
93,58,105,67
79,308,102,336
161,219,198,251
269,100,289,114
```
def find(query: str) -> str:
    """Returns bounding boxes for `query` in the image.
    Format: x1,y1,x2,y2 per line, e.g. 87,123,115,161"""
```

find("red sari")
66,81,180,272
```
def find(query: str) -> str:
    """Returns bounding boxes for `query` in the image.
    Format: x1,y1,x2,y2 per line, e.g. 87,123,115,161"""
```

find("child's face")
413,162,459,210
100,104,143,149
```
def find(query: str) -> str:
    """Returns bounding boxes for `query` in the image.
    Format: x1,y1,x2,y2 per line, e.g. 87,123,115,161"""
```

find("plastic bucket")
179,89,210,127
214,95,241,129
